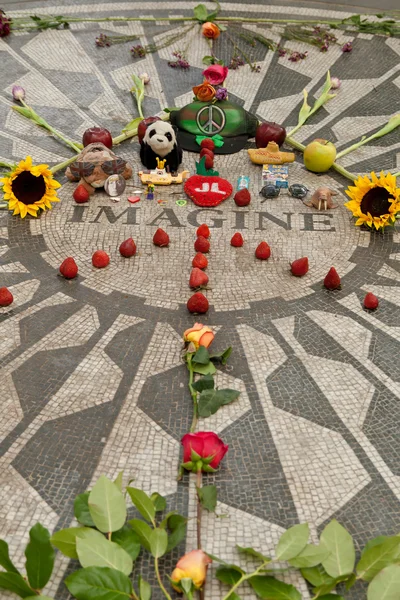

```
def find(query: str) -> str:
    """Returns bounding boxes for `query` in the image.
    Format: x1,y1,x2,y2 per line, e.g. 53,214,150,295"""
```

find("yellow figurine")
248,142,295,165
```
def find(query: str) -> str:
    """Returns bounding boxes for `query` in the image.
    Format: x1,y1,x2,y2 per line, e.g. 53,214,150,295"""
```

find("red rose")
202,65,228,86
181,432,228,470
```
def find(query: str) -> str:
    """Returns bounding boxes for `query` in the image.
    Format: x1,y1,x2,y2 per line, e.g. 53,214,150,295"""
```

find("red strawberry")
231,233,244,247
192,253,208,270
196,224,210,238
200,148,214,159
364,292,379,310
204,155,214,170
324,267,341,290
119,237,137,258
187,292,209,314
255,241,271,260
189,267,209,289
0,287,13,307
234,189,251,207
194,236,210,253
59,257,78,279
92,250,110,268
153,228,170,247
291,257,309,277
200,139,215,151
73,184,90,203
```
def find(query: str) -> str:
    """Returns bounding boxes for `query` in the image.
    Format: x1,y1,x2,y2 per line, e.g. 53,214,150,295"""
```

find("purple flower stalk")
0,9,11,38
342,41,353,52
12,85,25,101
131,44,146,58
215,87,228,101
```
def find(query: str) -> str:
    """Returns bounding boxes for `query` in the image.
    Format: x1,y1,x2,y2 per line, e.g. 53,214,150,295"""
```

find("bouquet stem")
50,155,78,174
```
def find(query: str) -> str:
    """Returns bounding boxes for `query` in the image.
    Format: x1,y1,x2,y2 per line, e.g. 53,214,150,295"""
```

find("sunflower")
0,156,61,218
345,171,400,231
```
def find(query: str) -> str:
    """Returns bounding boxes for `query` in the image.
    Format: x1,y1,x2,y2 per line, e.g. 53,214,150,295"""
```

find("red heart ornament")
184,175,233,207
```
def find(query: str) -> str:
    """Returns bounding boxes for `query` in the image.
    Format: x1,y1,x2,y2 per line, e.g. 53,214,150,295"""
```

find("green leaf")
192,346,210,365
364,536,392,553
76,531,133,576
149,528,168,558
139,576,152,600
89,476,127,533
297,89,312,127
215,565,244,585
249,576,302,599
197,485,217,512
25,523,55,590
151,493,167,512
345,573,357,590
74,492,96,527
209,347,232,365
0,572,35,598
288,544,330,568
112,525,141,561
114,472,124,491
166,514,187,552
66,566,133,599
320,519,355,578
300,565,335,587
25,597,54,599
317,596,344,599
192,361,216,376
357,537,400,582
193,4,208,22
50,526,96,559
122,117,143,133
191,374,215,392
236,545,270,563
127,488,155,524
128,520,153,552
275,523,309,561
367,564,400,600
198,388,240,417
202,55,215,65
0,539,20,573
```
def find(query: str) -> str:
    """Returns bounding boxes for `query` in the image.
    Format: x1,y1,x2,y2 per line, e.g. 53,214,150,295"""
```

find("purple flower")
331,77,341,89
288,51,308,63
215,87,228,101
131,44,146,58
12,85,25,101
320,43,329,53
342,41,353,52
168,50,190,70
0,9,11,38
95,33,110,47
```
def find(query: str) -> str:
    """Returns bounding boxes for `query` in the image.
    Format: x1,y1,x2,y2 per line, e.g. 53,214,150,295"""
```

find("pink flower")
202,65,228,86
181,432,228,470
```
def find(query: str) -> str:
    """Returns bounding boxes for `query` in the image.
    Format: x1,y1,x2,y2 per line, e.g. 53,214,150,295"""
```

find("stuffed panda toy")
140,121,183,172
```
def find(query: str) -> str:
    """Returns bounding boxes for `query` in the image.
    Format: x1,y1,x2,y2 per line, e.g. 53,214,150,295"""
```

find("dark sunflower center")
11,171,46,205
360,187,394,217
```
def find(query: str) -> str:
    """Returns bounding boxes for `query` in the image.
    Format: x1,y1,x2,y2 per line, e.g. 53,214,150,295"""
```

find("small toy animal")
248,142,295,165
140,121,182,172
304,187,339,211
66,143,132,195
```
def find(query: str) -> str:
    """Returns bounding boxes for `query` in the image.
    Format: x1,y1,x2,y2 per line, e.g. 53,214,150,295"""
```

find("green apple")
303,139,337,173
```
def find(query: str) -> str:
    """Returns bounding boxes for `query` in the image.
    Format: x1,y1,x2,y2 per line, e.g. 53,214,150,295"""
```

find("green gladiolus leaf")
249,576,302,599
127,488,155,523
216,565,244,585
50,527,96,559
357,537,400,582
192,346,210,365
66,566,133,599
193,4,208,22
209,347,232,365
112,525,141,561
76,532,133,575
191,374,215,392
139,576,152,600
166,514,187,552
367,564,400,600
300,564,335,587
149,528,168,558
197,485,217,512
320,519,355,578
74,492,96,527
198,388,240,417
363,114,400,141
0,539,20,574
275,523,309,561
25,523,55,590
297,89,312,127
0,572,35,598
128,519,152,552
288,544,331,568
191,361,217,376
114,472,124,491
236,546,270,562
122,117,143,133
89,476,127,533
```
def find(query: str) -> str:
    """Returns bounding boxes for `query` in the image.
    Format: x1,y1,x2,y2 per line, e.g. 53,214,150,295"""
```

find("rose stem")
221,560,272,600
155,557,173,600
188,356,199,433
196,469,205,600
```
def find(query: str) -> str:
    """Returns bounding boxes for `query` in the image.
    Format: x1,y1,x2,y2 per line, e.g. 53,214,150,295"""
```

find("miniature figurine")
66,142,132,196
140,121,182,172
146,183,155,200
248,142,295,165
304,187,339,211
139,157,189,186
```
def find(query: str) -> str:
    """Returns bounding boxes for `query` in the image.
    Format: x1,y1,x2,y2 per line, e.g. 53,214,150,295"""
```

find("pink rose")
202,65,228,86
181,432,228,470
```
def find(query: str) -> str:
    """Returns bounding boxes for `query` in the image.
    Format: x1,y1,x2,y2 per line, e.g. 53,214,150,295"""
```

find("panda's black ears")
170,124,179,134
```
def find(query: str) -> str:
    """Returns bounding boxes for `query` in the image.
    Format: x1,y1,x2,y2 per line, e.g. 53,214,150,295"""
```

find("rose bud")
181,431,228,473
140,72,150,84
330,77,341,89
202,65,228,86
201,22,220,39
171,550,212,592
183,323,214,350
12,85,25,101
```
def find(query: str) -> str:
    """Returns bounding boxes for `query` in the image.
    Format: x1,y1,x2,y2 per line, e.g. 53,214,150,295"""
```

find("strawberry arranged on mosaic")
291,257,309,277
0,286,13,307
364,292,379,310
59,257,78,279
255,241,271,260
187,292,209,314
119,238,137,258
192,252,208,270
324,266,341,290
231,232,244,247
92,250,110,268
153,228,170,247
234,188,251,207
189,268,209,289
194,236,210,253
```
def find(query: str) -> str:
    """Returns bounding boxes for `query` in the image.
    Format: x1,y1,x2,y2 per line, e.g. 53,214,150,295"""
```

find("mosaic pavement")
0,1,400,598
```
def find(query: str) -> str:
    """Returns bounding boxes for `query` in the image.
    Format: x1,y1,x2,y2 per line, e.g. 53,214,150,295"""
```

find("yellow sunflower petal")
19,203,28,218
26,206,39,217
